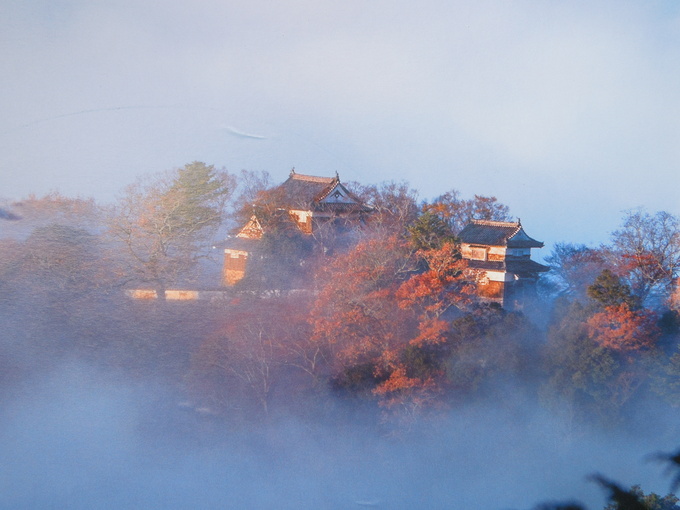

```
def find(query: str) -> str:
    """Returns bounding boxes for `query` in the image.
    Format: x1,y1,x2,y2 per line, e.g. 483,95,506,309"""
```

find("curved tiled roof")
273,172,335,208
269,171,370,212
459,220,543,248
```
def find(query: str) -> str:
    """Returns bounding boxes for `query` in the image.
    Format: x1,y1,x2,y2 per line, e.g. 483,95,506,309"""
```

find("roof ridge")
315,180,339,202
471,219,519,228
290,173,336,183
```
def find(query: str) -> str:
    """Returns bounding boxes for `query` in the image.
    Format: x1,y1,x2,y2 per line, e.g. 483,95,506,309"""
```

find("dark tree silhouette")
533,504,585,510
589,475,648,510
649,449,680,493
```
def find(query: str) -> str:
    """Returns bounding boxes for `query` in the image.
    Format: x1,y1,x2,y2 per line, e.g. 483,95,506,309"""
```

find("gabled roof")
458,220,543,248
276,171,336,208
236,215,264,239
223,210,296,241
271,170,370,213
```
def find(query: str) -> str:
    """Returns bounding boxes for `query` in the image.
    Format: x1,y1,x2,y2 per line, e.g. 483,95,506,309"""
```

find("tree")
395,241,473,346
588,270,640,309
424,189,511,234
593,476,650,510
609,210,680,304
544,243,608,298
1,192,103,241
371,241,474,423
586,304,660,353
532,451,680,510
407,211,457,252
310,233,428,418
108,162,234,294
310,235,416,375
372,365,441,429
542,296,661,426
189,303,278,416
541,301,624,425
600,482,679,510
9,192,101,226
347,180,420,235
0,222,122,372
231,169,273,226
188,298,312,416
533,503,585,510
310,230,477,424
446,304,541,397
651,349,680,407
586,271,661,352
0,207,20,221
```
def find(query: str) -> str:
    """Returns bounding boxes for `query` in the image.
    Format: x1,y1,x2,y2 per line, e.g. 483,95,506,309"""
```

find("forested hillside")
2,162,680,509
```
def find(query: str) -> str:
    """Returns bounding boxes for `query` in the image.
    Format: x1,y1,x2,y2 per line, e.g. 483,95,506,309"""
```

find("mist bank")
0,361,677,510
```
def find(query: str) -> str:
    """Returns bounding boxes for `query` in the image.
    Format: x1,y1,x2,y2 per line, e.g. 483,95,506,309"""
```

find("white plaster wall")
486,270,514,282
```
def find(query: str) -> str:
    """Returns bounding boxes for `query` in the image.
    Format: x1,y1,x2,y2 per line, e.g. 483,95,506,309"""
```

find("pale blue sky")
2,0,680,248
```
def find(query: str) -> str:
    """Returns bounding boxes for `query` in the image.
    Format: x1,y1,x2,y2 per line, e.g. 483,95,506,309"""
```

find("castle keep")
222,170,371,286
458,220,548,308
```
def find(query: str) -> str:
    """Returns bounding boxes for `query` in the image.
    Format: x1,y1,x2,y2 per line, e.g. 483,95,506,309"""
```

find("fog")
2,170,680,509
0,360,676,510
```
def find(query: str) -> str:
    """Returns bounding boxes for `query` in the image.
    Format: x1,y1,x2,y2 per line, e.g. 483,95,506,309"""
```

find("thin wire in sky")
0,104,224,135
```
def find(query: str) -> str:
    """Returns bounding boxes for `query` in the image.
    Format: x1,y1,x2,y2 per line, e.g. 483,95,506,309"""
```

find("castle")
222,170,372,286
458,219,549,308
221,171,548,308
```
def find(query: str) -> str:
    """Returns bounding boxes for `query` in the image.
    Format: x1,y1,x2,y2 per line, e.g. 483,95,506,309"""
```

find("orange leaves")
311,235,412,341
396,242,473,328
309,233,475,417
373,366,439,415
312,234,474,355
420,242,465,279
374,366,424,395
398,267,450,300
423,191,511,234
410,318,449,346
586,303,660,352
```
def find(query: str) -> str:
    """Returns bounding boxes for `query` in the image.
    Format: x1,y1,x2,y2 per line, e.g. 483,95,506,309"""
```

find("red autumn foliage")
586,303,660,352
311,236,474,415
310,235,415,369
373,366,439,411
396,242,474,346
